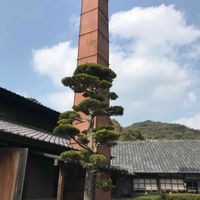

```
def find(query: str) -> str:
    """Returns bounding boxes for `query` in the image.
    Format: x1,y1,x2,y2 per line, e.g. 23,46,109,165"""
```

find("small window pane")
134,184,139,188
139,179,144,183
161,184,166,189
179,185,185,191
178,179,184,184
166,184,172,190
152,184,157,187
134,179,139,183
160,179,165,184
166,179,171,184
145,184,151,190
172,185,179,190
172,179,177,184
139,184,145,189
145,179,151,183
152,186,157,190
151,179,157,184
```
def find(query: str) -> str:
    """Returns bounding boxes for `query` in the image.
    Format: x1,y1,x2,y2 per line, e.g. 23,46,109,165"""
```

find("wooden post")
131,176,133,197
14,148,28,200
157,174,161,194
0,148,28,200
57,164,65,200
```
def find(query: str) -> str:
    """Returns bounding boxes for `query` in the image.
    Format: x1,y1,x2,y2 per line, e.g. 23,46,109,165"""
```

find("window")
133,179,157,192
160,179,185,192
186,181,198,193
134,179,144,192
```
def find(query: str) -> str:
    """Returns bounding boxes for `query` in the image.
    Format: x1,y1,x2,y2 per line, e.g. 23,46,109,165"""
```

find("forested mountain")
113,120,200,141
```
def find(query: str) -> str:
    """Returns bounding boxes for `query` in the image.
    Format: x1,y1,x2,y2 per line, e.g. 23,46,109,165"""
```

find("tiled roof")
0,119,72,149
111,140,200,174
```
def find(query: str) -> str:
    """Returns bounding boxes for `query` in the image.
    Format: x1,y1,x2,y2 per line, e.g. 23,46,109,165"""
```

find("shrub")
133,195,162,200
112,193,200,200
167,194,200,200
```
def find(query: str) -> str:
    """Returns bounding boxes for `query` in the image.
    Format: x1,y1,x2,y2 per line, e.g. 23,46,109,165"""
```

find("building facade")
0,87,85,200
111,140,200,198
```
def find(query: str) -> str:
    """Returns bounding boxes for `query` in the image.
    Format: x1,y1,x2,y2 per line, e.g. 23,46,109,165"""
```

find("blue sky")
0,0,200,129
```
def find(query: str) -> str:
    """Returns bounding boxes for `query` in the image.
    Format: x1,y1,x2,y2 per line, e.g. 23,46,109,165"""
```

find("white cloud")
109,4,200,125
175,113,200,130
33,41,77,85
183,91,197,107
187,45,200,60
110,4,200,47
70,14,80,32
32,4,200,125
43,91,74,112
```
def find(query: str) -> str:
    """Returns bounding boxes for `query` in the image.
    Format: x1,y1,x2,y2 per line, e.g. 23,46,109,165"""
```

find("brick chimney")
74,0,110,132
74,1,111,200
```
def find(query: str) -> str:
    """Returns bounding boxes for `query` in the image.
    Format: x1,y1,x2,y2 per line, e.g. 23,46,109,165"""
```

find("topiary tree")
54,63,123,200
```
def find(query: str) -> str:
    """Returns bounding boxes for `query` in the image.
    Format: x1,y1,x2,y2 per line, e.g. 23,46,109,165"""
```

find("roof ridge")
0,86,60,114
117,139,200,144
0,117,53,135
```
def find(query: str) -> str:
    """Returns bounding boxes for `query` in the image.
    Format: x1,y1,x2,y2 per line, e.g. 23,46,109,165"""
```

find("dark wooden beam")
0,131,72,155
57,164,65,200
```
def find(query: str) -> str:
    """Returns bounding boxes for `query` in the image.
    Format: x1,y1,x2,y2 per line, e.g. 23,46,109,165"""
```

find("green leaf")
90,154,106,166
74,98,103,115
94,129,121,146
59,111,80,124
93,108,107,116
57,119,71,125
120,128,145,141
107,106,124,116
94,125,115,132
63,74,100,93
96,176,115,192
100,80,112,89
61,149,93,166
60,150,82,163
61,77,73,87
53,124,80,137
74,63,116,82
108,92,118,100
78,134,89,145
81,163,93,170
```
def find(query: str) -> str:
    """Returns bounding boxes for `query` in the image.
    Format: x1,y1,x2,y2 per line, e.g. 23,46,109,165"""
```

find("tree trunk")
84,170,95,200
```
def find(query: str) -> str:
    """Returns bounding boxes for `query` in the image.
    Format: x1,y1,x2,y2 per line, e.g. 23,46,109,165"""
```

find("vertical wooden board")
0,148,28,200
57,166,65,200
13,149,28,200
0,149,18,200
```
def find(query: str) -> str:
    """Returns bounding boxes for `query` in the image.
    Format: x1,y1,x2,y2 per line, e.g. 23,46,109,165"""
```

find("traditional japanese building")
0,87,85,200
111,140,200,198
0,0,112,199
1,0,200,200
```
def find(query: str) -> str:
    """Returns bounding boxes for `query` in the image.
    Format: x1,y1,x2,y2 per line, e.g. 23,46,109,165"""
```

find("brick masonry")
74,0,111,199
74,0,110,131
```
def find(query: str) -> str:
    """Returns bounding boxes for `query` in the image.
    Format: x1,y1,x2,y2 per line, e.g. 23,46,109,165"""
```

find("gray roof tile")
0,119,73,149
111,140,200,174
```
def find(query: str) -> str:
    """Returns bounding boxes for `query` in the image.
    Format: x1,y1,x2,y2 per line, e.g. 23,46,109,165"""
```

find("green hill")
117,120,200,141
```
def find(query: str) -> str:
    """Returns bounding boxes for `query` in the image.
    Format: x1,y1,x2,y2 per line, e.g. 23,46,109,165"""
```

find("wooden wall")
63,166,85,200
22,153,58,200
0,92,59,132
0,149,21,200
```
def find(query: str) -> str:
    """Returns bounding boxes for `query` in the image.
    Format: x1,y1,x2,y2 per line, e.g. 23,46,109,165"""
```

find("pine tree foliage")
54,63,124,199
